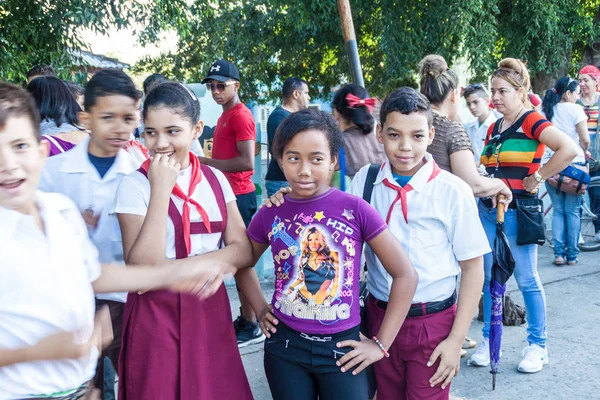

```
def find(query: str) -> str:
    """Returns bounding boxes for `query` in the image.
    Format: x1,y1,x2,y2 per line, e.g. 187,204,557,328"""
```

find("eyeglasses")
206,81,236,92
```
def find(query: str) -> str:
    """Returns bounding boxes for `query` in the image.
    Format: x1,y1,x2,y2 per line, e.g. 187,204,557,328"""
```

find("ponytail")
541,76,579,122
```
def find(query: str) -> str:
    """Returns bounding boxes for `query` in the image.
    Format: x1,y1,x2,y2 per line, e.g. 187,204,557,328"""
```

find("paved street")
227,244,600,400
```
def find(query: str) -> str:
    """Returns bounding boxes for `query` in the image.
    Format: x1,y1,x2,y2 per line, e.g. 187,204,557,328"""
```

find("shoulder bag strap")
362,164,381,204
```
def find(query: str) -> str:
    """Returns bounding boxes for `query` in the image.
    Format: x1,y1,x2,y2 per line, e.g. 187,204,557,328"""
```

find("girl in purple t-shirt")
238,109,417,400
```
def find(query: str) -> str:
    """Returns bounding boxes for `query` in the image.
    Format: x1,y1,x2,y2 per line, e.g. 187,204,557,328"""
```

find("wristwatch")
533,170,545,183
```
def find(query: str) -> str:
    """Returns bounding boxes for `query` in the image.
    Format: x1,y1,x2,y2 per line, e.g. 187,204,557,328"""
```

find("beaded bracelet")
372,336,390,358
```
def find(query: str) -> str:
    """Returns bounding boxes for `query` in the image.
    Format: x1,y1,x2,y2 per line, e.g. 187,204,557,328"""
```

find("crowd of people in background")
0,53,598,400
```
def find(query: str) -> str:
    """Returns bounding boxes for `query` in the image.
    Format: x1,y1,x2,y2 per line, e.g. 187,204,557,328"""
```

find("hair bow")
345,93,376,113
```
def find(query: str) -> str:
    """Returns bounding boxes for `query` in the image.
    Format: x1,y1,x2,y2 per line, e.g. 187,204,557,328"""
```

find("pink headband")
579,65,600,82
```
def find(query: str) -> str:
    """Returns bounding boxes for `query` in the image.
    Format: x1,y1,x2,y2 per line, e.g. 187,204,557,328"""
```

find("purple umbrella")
490,196,515,390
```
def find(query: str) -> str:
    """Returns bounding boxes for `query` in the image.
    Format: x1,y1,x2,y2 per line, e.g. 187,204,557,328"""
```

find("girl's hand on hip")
259,304,279,338
336,333,385,375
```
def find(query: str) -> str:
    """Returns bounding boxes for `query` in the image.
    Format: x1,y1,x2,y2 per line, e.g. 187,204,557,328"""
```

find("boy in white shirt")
462,84,497,165
0,81,233,400
348,88,490,400
38,69,143,397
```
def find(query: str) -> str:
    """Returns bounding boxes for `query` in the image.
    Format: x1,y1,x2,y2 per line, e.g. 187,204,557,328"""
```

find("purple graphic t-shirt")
247,188,387,334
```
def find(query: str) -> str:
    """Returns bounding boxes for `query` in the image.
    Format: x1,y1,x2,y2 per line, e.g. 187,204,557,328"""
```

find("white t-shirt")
349,154,491,303
112,165,236,259
0,192,100,399
542,102,588,164
463,113,497,164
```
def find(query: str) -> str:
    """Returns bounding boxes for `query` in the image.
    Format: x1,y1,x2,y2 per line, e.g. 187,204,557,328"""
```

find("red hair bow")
345,93,376,113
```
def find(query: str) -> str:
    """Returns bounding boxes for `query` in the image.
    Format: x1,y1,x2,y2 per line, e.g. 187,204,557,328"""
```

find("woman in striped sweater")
470,58,578,374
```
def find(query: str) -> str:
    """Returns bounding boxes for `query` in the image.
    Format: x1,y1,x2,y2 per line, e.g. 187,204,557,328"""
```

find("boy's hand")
82,209,100,229
428,337,462,389
32,331,91,361
336,333,385,374
148,154,181,193
262,187,291,208
31,306,113,362
258,304,279,338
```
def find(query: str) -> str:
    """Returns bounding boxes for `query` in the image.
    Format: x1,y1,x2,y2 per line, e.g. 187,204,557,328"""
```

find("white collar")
0,191,70,242
374,153,437,193
58,137,136,178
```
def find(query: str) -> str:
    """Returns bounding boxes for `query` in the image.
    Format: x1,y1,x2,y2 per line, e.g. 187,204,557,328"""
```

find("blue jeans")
265,180,289,197
478,202,547,348
590,169,600,232
545,182,582,260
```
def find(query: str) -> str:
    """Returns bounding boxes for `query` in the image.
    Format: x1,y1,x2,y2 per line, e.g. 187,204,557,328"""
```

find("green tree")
136,0,599,102
0,0,185,84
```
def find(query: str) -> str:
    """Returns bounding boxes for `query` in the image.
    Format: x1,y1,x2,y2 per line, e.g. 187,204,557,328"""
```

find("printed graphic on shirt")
268,211,358,325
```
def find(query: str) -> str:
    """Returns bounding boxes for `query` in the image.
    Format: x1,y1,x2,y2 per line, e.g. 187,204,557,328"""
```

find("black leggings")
264,323,369,400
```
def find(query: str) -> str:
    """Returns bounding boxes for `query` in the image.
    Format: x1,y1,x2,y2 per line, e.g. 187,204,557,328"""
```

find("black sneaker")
234,315,265,348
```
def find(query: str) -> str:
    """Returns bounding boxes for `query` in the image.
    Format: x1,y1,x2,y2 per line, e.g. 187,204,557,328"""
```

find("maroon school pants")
367,296,456,400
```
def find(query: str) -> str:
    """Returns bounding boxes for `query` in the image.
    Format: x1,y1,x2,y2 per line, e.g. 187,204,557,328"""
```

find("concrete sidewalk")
228,244,600,400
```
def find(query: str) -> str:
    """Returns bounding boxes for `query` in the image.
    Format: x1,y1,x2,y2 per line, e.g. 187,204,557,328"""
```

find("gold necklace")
501,107,525,133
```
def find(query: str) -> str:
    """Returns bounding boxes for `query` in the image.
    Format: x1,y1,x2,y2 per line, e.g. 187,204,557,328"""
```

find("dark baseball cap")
201,60,240,83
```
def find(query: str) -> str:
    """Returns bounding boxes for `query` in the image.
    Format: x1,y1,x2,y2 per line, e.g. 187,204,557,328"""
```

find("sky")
80,26,177,66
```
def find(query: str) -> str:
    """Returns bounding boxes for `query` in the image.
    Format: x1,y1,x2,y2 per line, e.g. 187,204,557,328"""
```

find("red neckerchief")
381,160,442,224
141,153,211,254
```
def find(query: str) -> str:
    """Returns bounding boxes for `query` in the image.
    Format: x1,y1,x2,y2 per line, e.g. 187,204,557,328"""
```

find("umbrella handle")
496,194,505,223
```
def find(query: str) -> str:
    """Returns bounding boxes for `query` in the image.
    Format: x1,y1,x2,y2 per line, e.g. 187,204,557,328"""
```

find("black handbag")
514,196,546,246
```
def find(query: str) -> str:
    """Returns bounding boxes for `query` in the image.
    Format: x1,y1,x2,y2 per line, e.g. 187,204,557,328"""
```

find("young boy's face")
79,95,139,158
377,111,434,176
465,93,490,119
0,116,48,213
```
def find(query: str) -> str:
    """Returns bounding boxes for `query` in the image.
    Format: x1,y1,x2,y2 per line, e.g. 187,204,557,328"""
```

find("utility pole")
337,0,365,87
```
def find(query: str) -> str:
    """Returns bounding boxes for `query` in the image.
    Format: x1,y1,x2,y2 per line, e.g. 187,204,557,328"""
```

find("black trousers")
264,323,369,400
93,299,123,397
235,190,257,228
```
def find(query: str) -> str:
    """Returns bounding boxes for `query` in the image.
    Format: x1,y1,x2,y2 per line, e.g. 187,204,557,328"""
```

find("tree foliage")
0,0,183,84
135,0,599,102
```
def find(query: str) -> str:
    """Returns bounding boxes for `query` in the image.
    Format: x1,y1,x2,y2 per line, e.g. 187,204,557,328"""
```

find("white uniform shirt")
463,113,497,164
39,137,141,303
542,102,588,164
349,153,491,303
112,165,236,259
0,192,100,399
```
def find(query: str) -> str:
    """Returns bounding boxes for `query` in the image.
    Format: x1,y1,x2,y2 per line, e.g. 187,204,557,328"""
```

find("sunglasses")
206,81,236,92
584,105,591,120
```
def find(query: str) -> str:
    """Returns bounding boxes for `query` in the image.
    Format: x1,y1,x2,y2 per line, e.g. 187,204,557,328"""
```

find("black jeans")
235,191,257,228
264,323,369,400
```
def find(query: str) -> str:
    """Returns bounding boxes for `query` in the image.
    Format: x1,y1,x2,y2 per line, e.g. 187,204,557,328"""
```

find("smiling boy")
349,87,489,400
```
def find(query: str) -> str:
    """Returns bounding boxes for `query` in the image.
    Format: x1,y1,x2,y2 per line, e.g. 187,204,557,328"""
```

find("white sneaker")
517,344,548,373
468,337,490,367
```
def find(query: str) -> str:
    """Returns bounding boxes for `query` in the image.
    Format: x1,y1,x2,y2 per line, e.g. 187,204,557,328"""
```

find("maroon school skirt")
118,284,253,399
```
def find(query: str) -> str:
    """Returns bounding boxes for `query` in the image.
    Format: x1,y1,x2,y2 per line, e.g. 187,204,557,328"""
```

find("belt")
279,321,360,342
369,291,457,317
